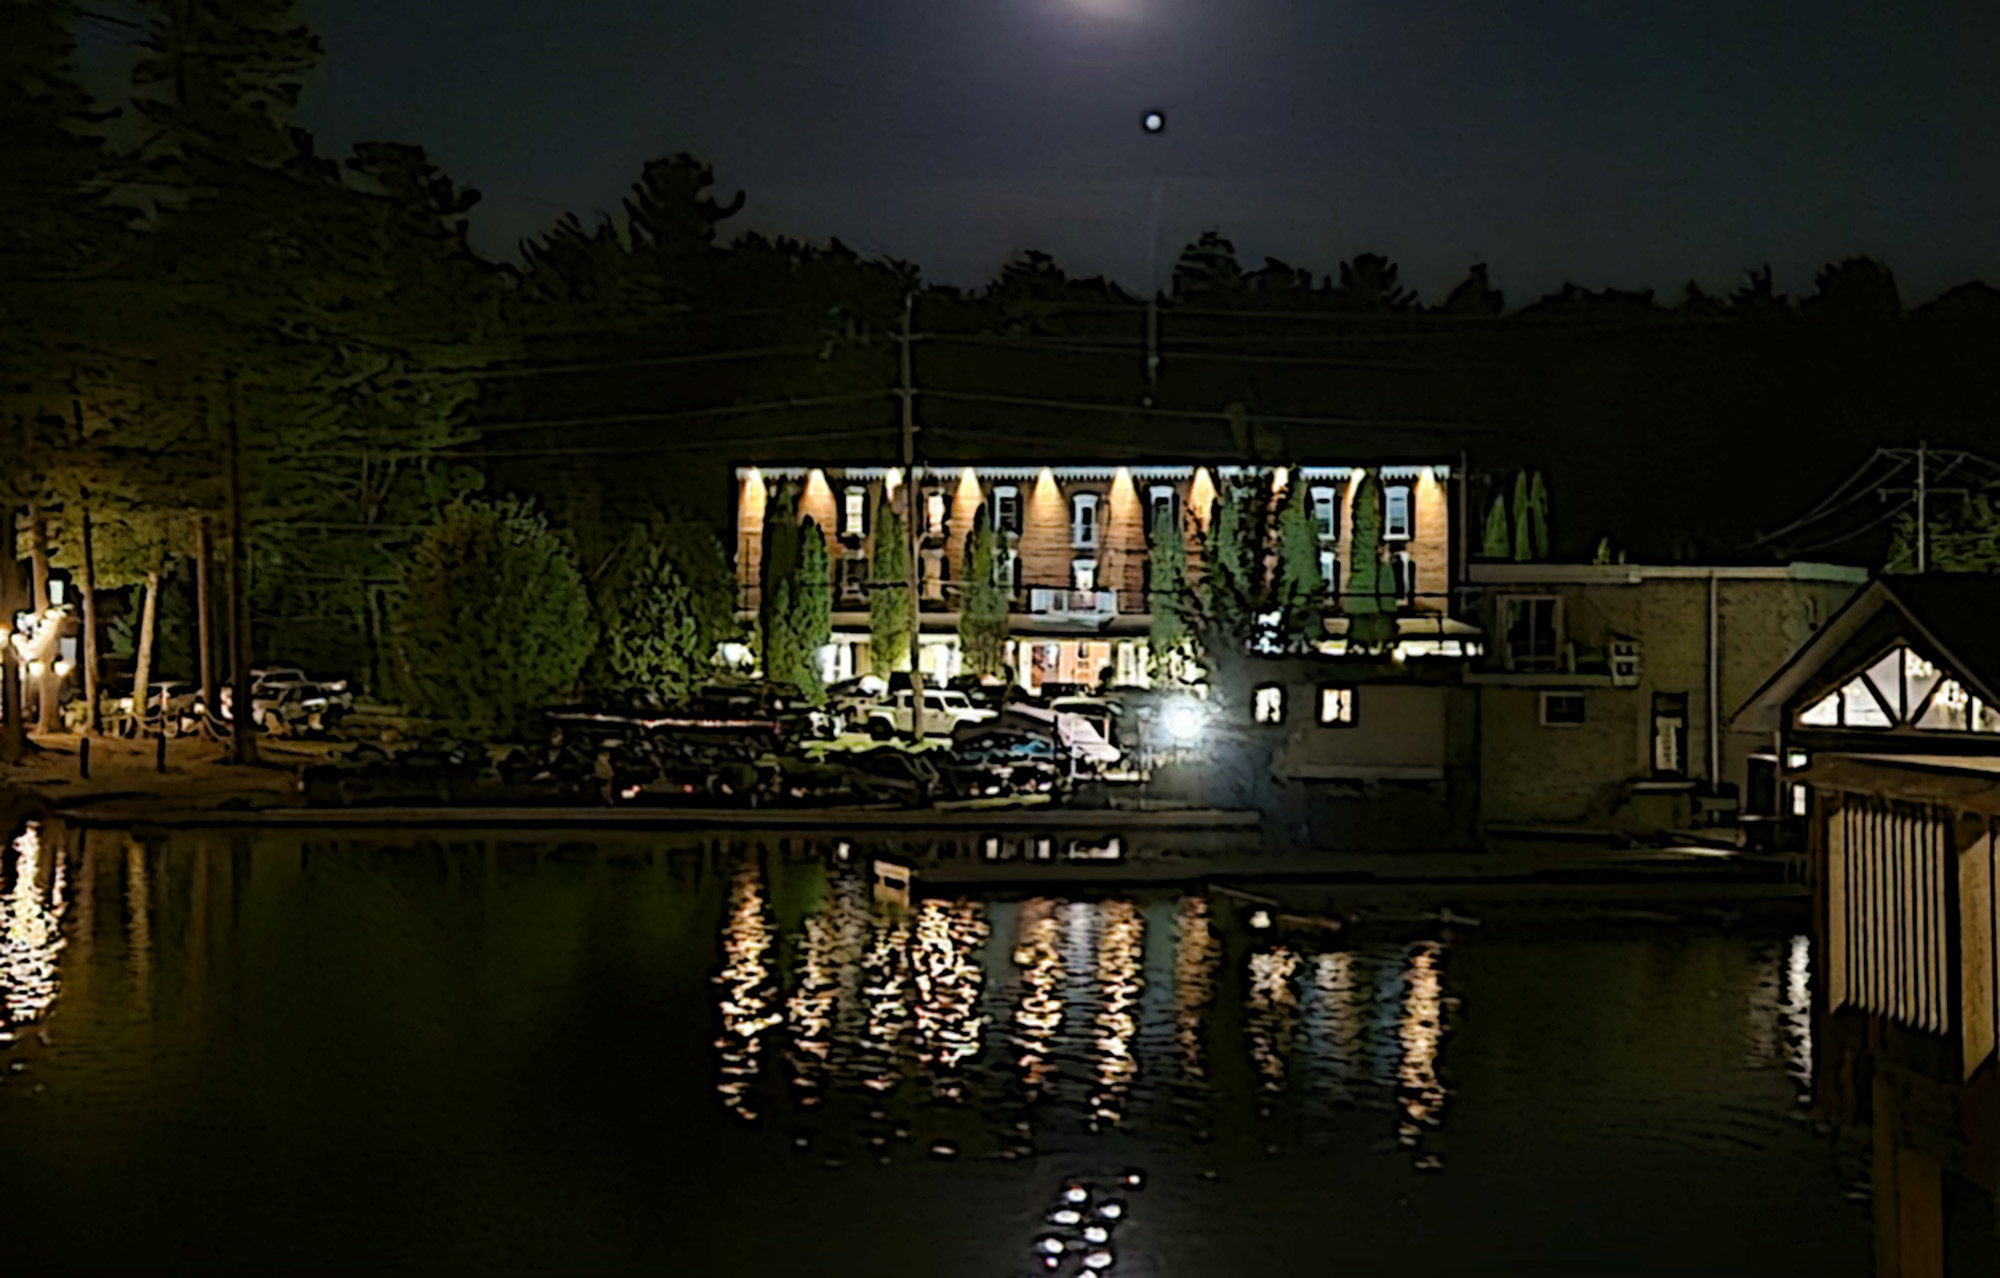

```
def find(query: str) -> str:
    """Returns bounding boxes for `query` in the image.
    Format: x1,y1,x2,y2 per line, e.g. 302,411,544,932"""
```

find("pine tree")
758,485,800,672
957,506,1009,680
789,519,830,702
391,498,594,740
1528,471,1552,560
1148,505,1194,681
1273,479,1326,650
1345,471,1396,652
604,543,704,704
1511,472,1534,562
1481,494,1511,558
869,493,910,674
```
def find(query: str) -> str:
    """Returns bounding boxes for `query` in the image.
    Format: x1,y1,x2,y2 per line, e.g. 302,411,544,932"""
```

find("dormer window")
842,486,868,537
1072,492,1101,549
1384,484,1413,541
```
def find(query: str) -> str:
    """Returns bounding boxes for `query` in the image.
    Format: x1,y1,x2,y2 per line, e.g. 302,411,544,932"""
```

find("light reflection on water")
1,823,66,1035
0,832,1857,1276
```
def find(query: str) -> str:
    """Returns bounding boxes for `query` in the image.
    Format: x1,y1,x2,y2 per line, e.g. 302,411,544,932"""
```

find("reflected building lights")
1245,946,1302,1099
1171,896,1221,1086
1012,900,1063,1094
1782,934,1814,1101
856,910,915,1094
1090,900,1144,1127
125,839,151,1009
2,822,67,1032
1311,950,1365,1102
714,857,783,1122
911,898,989,1098
1396,942,1448,1149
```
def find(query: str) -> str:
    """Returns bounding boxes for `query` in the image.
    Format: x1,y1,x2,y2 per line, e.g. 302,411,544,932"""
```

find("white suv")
866,689,995,738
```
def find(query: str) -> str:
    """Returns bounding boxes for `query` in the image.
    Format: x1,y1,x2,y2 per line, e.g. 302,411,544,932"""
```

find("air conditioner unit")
1610,639,1642,687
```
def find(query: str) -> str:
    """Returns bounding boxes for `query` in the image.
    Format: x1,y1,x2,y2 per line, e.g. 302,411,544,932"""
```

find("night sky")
294,0,2000,304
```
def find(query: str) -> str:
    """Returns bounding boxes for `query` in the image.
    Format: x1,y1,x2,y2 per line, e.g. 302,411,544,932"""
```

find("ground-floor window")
1317,685,1356,726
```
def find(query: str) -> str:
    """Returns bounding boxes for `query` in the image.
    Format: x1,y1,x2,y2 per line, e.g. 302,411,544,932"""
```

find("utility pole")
900,293,925,743
227,375,258,764
1916,439,1928,574
1145,174,1164,403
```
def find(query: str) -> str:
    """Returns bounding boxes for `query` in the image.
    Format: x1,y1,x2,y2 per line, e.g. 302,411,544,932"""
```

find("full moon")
1142,110,1165,134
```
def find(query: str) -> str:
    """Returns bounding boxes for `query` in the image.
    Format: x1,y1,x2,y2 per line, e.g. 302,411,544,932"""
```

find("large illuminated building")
732,461,1464,690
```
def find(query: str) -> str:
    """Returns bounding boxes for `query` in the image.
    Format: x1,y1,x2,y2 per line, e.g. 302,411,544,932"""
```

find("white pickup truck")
865,689,996,738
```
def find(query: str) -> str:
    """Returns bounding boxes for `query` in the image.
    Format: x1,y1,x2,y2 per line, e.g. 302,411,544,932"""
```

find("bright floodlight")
1164,700,1203,743
1141,109,1165,134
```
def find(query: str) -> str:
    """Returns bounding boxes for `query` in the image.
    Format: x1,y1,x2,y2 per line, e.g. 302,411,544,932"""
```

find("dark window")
1540,691,1586,726
1503,597,1560,670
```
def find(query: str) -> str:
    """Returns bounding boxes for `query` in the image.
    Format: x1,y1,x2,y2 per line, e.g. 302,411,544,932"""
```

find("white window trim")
993,485,1021,534
1310,486,1338,541
842,486,868,537
1384,484,1414,541
1072,492,1101,549
1072,558,1098,592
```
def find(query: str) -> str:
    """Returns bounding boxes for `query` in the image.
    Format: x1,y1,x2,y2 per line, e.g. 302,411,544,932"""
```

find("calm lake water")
0,820,1981,1275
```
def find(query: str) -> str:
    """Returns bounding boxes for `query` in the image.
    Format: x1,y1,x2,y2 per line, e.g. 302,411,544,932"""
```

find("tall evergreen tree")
758,484,801,677
957,506,1009,680
1273,479,1326,650
1511,472,1534,562
1344,471,1396,652
1481,493,1511,558
868,493,910,674
1147,505,1195,682
790,519,830,703
1528,471,1552,560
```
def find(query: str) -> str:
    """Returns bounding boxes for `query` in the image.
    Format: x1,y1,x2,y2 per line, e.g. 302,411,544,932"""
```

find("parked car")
864,689,997,739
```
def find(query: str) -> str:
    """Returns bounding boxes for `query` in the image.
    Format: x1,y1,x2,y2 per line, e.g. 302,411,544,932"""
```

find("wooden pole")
133,563,160,734
1,506,25,763
900,293,925,742
196,514,215,733
28,501,56,734
79,506,101,737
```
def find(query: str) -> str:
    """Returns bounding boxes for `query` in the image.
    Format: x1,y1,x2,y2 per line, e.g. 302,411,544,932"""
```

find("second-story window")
1503,596,1561,671
1384,484,1413,541
994,485,1021,535
1072,559,1097,592
842,486,868,538
1318,549,1338,589
1311,486,1338,541
1148,486,1177,540
926,490,946,534
1072,492,1101,548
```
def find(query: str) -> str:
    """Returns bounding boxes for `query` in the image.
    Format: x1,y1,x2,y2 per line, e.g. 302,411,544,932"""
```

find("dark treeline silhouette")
7,0,2000,709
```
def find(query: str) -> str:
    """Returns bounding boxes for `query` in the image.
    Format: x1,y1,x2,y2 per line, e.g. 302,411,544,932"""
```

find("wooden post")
79,506,101,736
1,505,25,763
133,563,160,734
27,501,56,734
196,515,215,734
1873,1074,1945,1278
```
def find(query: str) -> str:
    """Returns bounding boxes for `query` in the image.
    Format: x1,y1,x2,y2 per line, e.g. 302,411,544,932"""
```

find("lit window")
926,490,946,533
1318,685,1355,726
1791,785,1809,817
1541,691,1586,726
1254,684,1285,724
1318,549,1337,588
1072,559,1097,592
1072,492,1101,548
994,486,1021,534
1310,487,1337,540
842,486,867,537
1384,485,1413,540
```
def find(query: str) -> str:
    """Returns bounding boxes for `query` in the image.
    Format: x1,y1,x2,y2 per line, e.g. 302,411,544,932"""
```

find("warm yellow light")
884,468,903,497
27,661,45,677
1272,467,1290,493
52,660,71,678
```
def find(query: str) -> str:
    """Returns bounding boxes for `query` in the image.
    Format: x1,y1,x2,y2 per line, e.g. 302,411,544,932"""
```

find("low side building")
1467,561,1867,835
1734,576,2000,1278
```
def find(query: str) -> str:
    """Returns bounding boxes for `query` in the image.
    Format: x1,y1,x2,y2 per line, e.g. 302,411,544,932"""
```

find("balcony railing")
1026,587,1118,621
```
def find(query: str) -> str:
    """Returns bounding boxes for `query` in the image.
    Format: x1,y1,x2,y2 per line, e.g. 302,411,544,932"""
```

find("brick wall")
1020,469,1070,591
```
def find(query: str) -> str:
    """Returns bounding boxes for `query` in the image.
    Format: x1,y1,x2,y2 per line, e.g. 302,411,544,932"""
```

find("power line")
916,387,1505,433
441,424,900,461
451,342,834,380
471,391,890,436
